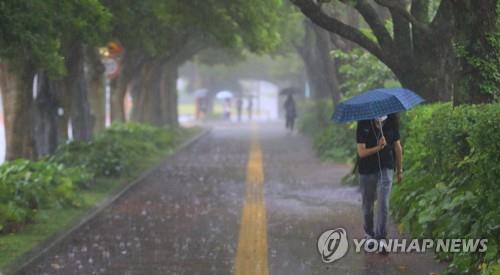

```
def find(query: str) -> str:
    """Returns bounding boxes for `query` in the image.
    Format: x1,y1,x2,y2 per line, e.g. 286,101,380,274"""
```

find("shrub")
297,99,332,138
313,122,356,162
297,99,356,163
51,123,176,177
0,123,181,234
391,103,500,274
0,160,89,233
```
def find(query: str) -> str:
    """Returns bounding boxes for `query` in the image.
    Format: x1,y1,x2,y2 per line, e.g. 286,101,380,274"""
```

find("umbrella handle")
377,120,386,145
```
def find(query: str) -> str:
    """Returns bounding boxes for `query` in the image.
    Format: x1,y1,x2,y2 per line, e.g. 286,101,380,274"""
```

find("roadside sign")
102,58,120,79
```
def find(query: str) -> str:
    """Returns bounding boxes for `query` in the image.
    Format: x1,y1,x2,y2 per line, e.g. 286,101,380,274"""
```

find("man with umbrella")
332,88,423,253
280,87,299,132
284,94,297,132
356,114,402,252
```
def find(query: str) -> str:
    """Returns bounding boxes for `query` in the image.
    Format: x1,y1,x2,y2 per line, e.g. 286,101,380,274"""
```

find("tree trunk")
109,79,125,123
132,61,157,124
0,63,36,160
297,21,341,104
52,79,70,143
161,62,179,127
86,48,106,132
65,42,93,141
129,73,143,122
135,59,181,127
312,23,341,104
34,72,60,157
451,0,498,104
148,62,165,126
395,51,454,103
112,52,146,123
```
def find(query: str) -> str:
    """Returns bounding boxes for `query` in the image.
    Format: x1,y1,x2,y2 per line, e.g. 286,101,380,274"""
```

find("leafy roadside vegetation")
297,99,355,163
50,123,178,178
299,101,500,274
392,103,500,274
0,123,198,268
0,161,90,232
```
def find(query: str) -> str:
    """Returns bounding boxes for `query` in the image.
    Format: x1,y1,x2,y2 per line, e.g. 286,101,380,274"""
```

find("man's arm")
394,140,403,184
357,137,386,158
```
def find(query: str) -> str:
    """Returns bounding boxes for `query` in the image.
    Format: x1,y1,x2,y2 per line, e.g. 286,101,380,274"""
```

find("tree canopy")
0,0,110,75
292,0,499,104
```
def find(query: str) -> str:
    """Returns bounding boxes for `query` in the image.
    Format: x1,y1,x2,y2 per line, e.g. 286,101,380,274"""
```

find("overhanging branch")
292,0,387,64
374,0,431,33
354,0,394,50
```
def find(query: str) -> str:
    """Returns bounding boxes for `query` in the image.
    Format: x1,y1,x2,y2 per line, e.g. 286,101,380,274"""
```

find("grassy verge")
0,126,201,269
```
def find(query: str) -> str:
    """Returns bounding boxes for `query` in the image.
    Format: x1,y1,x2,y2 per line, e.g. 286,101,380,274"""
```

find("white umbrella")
216,90,233,99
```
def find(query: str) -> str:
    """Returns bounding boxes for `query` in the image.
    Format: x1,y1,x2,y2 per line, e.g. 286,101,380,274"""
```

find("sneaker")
364,234,377,251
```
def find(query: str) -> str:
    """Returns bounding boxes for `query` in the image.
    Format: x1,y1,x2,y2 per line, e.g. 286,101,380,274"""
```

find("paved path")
17,122,446,274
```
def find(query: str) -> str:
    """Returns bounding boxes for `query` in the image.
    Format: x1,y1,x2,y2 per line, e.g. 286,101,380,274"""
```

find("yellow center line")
234,124,269,275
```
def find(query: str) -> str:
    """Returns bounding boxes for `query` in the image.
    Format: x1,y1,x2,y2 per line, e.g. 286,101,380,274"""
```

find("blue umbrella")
332,88,424,123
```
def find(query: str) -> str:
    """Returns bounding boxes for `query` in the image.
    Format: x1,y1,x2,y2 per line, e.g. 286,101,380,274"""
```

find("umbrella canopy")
216,90,233,99
332,88,424,123
279,87,300,96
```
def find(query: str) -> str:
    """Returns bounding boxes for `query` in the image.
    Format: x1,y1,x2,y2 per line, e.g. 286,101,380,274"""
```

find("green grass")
178,103,225,116
0,127,200,269
178,104,196,115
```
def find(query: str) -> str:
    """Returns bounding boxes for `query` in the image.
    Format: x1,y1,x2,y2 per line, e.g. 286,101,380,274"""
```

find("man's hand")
396,171,403,184
378,137,386,150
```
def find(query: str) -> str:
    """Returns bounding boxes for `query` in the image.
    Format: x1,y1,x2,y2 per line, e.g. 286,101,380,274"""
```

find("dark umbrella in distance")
279,87,300,96
332,88,424,123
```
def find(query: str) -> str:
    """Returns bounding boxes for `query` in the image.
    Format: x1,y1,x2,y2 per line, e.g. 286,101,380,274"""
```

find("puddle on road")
266,181,361,215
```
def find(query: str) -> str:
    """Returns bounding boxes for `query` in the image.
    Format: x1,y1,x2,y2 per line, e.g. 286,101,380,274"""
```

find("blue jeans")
360,169,393,239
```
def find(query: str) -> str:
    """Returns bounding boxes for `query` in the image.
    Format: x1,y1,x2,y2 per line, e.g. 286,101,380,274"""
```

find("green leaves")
0,123,182,234
51,123,176,178
0,160,89,233
0,0,111,76
297,100,357,163
102,0,284,59
332,48,399,99
391,102,500,274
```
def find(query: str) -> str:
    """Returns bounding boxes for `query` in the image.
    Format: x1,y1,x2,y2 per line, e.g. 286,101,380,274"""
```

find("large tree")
292,0,499,104
0,0,110,160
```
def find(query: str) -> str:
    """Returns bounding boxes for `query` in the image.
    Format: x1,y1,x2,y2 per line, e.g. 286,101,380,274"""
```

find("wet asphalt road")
17,122,446,275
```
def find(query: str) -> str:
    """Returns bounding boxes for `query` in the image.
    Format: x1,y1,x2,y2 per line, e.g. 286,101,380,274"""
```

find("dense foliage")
0,0,110,75
0,123,181,234
392,103,500,274
0,160,90,233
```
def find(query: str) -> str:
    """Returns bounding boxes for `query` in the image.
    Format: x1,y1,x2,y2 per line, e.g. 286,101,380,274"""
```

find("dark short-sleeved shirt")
356,119,400,175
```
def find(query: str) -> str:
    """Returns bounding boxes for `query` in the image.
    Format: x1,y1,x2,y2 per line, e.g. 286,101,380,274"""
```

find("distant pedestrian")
284,94,297,131
199,98,208,120
223,98,231,121
247,98,253,121
236,97,243,122
356,114,403,254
